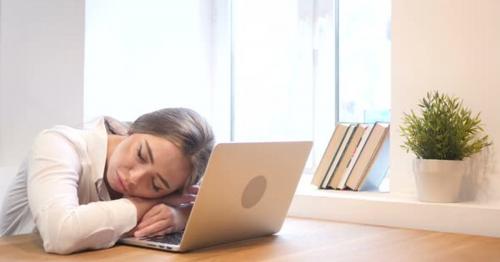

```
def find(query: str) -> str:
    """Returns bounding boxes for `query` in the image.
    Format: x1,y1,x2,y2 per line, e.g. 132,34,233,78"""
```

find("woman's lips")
116,171,127,193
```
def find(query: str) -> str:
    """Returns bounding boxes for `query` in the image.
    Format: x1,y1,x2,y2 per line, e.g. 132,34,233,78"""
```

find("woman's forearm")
127,197,162,221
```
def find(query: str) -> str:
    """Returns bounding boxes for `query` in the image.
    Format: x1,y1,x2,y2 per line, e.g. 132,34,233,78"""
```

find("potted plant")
400,91,492,202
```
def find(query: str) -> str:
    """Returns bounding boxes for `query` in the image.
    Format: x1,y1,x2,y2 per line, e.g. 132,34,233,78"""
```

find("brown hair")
107,108,214,188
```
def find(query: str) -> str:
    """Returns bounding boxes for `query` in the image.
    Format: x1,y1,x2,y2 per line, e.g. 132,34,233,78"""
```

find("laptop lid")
178,141,312,251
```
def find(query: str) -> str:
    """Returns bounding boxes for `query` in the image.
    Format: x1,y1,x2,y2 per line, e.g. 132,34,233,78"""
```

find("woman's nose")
127,168,145,188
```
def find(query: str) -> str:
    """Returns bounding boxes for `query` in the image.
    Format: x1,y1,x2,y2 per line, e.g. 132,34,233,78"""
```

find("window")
231,0,335,170
84,0,227,138
338,0,391,123
84,0,390,173
230,0,391,170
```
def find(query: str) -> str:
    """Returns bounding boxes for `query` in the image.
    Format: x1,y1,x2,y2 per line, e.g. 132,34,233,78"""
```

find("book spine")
330,124,363,189
311,125,345,187
320,124,356,189
345,122,389,191
345,125,377,189
338,124,374,189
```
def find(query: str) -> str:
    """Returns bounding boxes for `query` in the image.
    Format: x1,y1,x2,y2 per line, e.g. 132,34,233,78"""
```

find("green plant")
400,91,492,160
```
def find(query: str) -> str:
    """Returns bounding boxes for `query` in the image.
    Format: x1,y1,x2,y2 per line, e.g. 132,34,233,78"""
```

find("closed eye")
151,177,161,192
137,144,146,163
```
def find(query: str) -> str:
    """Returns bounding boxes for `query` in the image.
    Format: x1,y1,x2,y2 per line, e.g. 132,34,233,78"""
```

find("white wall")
391,0,500,202
0,0,85,166
2,0,499,204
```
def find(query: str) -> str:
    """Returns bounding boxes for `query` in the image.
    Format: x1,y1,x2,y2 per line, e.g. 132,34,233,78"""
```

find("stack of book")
311,122,390,191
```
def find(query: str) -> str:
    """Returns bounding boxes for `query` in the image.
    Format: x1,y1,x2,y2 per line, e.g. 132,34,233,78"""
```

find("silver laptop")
119,141,312,252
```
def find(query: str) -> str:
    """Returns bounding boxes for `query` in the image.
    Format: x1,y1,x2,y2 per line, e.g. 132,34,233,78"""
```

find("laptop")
119,141,312,252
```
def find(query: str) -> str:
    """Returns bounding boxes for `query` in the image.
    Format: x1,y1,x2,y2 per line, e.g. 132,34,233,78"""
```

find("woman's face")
106,134,191,199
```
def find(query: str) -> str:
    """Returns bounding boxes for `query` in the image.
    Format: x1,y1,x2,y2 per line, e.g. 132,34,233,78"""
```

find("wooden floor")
1,217,500,261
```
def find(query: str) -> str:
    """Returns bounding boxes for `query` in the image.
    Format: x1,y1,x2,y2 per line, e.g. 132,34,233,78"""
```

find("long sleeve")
27,131,137,254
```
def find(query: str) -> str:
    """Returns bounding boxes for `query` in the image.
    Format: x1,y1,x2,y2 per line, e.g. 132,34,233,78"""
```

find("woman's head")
105,108,214,199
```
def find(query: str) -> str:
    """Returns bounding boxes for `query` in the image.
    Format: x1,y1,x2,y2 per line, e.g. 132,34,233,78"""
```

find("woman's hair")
105,108,214,188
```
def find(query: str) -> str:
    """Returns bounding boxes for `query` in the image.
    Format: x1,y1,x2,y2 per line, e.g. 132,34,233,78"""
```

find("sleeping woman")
0,108,214,254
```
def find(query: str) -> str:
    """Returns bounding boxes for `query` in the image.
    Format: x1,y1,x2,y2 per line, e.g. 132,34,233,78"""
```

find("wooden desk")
1,217,500,261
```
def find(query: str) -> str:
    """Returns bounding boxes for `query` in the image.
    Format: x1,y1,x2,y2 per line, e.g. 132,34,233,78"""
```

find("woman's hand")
162,185,199,207
134,204,189,237
133,185,199,237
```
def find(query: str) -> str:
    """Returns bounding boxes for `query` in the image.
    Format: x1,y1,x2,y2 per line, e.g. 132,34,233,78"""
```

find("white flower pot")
413,159,465,203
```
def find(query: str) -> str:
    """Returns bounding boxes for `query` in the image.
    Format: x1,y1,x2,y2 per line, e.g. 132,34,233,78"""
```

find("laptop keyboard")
140,231,184,245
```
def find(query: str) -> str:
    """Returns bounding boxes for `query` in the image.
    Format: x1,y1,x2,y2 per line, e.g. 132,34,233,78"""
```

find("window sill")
289,175,500,237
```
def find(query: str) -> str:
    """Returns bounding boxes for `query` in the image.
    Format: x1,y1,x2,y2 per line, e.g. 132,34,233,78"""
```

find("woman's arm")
27,131,138,254
132,187,198,237
133,203,192,237
126,197,162,222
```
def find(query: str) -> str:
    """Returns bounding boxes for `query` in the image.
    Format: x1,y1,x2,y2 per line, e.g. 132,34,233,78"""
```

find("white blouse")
0,118,137,254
